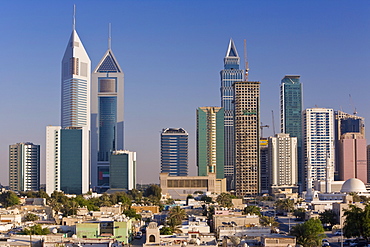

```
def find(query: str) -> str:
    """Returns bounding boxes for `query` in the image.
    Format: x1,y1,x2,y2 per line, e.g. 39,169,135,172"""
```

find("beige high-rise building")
233,81,260,196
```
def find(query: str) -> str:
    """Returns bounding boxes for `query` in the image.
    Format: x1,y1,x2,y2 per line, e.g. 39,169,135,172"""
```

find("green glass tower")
197,107,224,179
280,75,303,191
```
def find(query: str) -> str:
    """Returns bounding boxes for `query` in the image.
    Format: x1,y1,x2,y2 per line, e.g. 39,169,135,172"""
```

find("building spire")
72,5,76,31
108,23,112,50
244,39,249,81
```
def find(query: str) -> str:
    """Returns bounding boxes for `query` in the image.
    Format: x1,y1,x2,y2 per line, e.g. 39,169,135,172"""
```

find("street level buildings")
268,133,298,193
220,39,244,190
280,75,303,190
303,108,335,191
197,107,224,179
161,128,188,176
9,142,40,192
234,80,260,196
91,45,124,192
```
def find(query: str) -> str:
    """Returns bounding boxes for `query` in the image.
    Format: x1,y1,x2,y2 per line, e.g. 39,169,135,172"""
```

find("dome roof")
340,178,367,193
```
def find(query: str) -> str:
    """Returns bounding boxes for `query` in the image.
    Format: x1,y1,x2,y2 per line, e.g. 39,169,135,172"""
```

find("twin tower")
45,20,130,195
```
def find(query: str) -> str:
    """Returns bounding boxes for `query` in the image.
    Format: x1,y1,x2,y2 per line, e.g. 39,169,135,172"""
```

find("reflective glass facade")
220,40,244,190
98,96,117,161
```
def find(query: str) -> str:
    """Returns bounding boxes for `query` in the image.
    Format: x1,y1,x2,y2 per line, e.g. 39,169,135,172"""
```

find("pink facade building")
339,133,367,183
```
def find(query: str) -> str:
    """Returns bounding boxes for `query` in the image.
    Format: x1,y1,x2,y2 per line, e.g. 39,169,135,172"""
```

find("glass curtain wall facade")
161,128,188,176
280,75,302,190
110,150,136,190
197,107,224,179
220,39,244,190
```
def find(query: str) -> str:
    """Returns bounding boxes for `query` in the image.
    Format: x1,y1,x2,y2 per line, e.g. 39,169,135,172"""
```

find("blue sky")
1,1,370,185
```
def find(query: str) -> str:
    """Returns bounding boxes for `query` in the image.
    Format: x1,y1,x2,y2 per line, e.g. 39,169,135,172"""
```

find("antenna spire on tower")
244,39,249,81
73,4,76,30
108,23,112,50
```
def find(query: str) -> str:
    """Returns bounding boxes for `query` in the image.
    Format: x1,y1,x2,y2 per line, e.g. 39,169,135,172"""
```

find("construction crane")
349,94,357,115
260,123,269,138
271,110,276,135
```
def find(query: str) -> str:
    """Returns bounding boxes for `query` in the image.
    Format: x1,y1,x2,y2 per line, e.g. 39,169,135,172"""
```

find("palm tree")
275,199,294,214
169,206,186,222
243,205,261,216
216,193,234,208
260,216,279,230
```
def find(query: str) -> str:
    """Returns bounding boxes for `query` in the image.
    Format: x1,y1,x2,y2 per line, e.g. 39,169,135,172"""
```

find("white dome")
340,178,367,193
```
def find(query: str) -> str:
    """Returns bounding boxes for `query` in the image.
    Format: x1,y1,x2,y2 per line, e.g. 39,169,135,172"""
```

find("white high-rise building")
268,133,298,193
303,108,335,191
46,126,61,195
91,37,124,191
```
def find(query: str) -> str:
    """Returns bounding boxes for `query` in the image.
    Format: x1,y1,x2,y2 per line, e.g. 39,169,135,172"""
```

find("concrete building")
220,39,244,190
197,107,224,179
9,142,40,192
161,128,188,176
303,108,335,193
160,173,226,200
91,40,124,192
339,133,367,183
109,150,136,190
280,75,303,192
233,80,260,196
260,138,269,194
268,133,298,193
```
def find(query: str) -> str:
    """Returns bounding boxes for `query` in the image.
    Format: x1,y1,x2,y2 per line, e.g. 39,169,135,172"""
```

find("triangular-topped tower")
91,35,124,192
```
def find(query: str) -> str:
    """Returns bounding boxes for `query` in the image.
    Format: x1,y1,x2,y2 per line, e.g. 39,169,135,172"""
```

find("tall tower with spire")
91,25,124,191
220,39,244,190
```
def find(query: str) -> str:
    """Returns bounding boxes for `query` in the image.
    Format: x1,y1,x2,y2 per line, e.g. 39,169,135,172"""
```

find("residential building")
303,108,335,192
197,107,224,179
233,80,260,196
91,41,124,192
9,142,40,192
334,110,365,179
338,133,367,183
220,39,244,190
161,128,188,176
260,138,269,194
280,75,303,190
109,150,136,190
268,133,298,193
45,126,61,195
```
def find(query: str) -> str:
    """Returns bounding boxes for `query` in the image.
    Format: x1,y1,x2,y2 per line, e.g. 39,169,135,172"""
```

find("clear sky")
1,1,370,186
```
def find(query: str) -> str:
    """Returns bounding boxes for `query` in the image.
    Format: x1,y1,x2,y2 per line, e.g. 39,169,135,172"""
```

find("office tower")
9,142,40,192
280,75,303,190
234,81,260,196
268,134,298,193
260,138,269,194
339,133,367,183
334,110,365,179
367,145,370,184
91,37,124,191
220,39,244,190
110,150,136,190
303,108,335,190
46,126,90,195
197,107,224,179
161,128,188,176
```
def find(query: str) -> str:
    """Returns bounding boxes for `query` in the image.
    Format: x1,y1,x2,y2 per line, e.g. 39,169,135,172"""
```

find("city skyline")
1,1,370,185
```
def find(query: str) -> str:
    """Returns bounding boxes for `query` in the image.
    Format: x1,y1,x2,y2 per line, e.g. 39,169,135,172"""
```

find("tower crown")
224,39,240,69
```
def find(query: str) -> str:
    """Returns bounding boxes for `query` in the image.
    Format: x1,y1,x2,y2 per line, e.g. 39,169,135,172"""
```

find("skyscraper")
260,138,269,194
9,142,40,192
46,126,61,195
220,39,244,190
161,128,188,176
280,75,302,190
268,134,298,193
234,80,260,196
197,107,224,179
303,108,335,191
91,35,124,191
110,150,136,190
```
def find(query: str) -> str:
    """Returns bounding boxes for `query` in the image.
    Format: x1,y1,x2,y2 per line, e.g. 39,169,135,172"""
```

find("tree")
200,195,213,203
216,193,234,208
293,208,306,221
123,208,142,220
0,191,20,208
23,224,50,235
319,209,337,226
24,213,39,222
144,185,162,201
290,218,325,247
275,199,294,214
243,205,261,216
160,226,173,235
259,216,279,229
169,206,186,223
343,204,370,241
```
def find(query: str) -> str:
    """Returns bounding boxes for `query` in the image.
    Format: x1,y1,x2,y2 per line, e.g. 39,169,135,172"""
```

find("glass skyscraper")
91,46,124,191
161,128,188,176
220,39,244,190
280,75,303,190
197,107,224,179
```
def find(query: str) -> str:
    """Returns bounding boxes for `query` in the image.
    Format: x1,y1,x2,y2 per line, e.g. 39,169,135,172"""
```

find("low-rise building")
213,214,259,229
261,234,296,247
